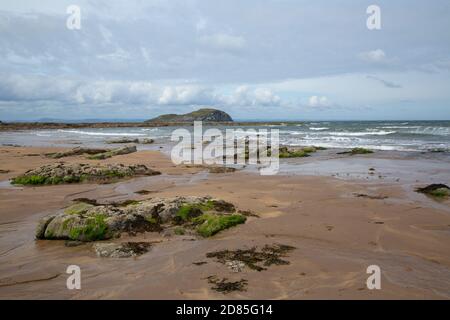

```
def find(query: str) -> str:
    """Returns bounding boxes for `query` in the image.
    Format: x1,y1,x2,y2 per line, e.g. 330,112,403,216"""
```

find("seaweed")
207,276,248,294
206,244,295,271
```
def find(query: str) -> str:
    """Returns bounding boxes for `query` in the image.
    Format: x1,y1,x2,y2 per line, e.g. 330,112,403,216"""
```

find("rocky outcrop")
45,147,110,159
106,138,139,144
146,108,233,123
87,146,137,159
12,163,160,185
416,184,450,198
208,167,236,174
279,146,326,158
140,138,154,144
337,147,374,155
45,146,137,160
36,196,246,241
106,138,154,145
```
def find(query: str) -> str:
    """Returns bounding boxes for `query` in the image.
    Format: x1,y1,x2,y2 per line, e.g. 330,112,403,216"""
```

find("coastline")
0,144,449,299
0,121,299,132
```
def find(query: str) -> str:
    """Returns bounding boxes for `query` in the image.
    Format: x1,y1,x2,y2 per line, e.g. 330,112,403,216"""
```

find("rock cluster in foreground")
12,163,160,185
36,196,247,241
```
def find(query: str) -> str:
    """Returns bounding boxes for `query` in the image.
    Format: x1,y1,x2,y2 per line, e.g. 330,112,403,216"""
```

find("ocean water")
1,121,450,152
277,120,450,152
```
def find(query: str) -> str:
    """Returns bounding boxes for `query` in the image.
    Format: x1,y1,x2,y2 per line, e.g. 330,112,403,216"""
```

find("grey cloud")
366,75,402,89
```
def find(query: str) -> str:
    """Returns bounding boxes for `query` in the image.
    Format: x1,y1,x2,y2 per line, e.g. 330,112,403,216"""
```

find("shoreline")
0,121,303,132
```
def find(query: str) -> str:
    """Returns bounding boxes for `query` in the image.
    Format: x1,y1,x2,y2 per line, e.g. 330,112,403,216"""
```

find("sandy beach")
0,144,449,300
1,0,450,305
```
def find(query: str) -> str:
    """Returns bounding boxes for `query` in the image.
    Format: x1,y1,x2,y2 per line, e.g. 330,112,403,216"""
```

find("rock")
87,145,137,160
106,138,139,144
12,162,160,186
416,184,450,198
36,215,55,239
208,167,236,174
337,147,374,155
278,146,321,158
146,108,233,123
93,242,152,258
140,138,154,144
36,196,245,241
45,147,109,159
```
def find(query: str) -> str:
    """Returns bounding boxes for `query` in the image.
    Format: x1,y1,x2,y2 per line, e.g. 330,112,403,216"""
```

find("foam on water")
57,130,146,136
1,120,449,152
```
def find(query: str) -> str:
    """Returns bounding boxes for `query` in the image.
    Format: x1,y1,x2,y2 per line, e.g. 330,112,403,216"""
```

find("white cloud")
0,74,284,108
198,33,246,51
157,86,217,106
228,86,282,106
308,95,331,107
359,49,386,63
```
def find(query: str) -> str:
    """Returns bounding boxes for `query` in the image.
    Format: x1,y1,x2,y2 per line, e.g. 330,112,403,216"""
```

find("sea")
1,120,450,152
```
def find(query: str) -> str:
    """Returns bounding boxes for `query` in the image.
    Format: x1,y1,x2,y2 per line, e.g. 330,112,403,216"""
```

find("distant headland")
0,108,298,131
146,108,233,123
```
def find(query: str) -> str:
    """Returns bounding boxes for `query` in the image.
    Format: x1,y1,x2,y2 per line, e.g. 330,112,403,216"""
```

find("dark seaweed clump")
206,244,295,272
207,276,248,294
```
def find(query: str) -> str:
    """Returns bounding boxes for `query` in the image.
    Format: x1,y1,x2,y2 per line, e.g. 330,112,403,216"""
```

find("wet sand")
0,146,449,299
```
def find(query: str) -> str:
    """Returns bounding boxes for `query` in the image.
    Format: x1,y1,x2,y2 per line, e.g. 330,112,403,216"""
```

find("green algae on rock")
416,184,450,199
338,147,374,155
11,163,160,186
36,196,247,242
278,146,326,158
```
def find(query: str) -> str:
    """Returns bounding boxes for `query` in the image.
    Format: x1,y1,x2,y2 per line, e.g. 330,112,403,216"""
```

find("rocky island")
146,108,233,123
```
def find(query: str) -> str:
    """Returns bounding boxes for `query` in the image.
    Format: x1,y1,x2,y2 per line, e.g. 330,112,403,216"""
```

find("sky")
0,0,449,121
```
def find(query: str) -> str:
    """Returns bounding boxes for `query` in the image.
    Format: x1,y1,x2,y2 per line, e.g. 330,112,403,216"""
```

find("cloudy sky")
0,0,449,121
